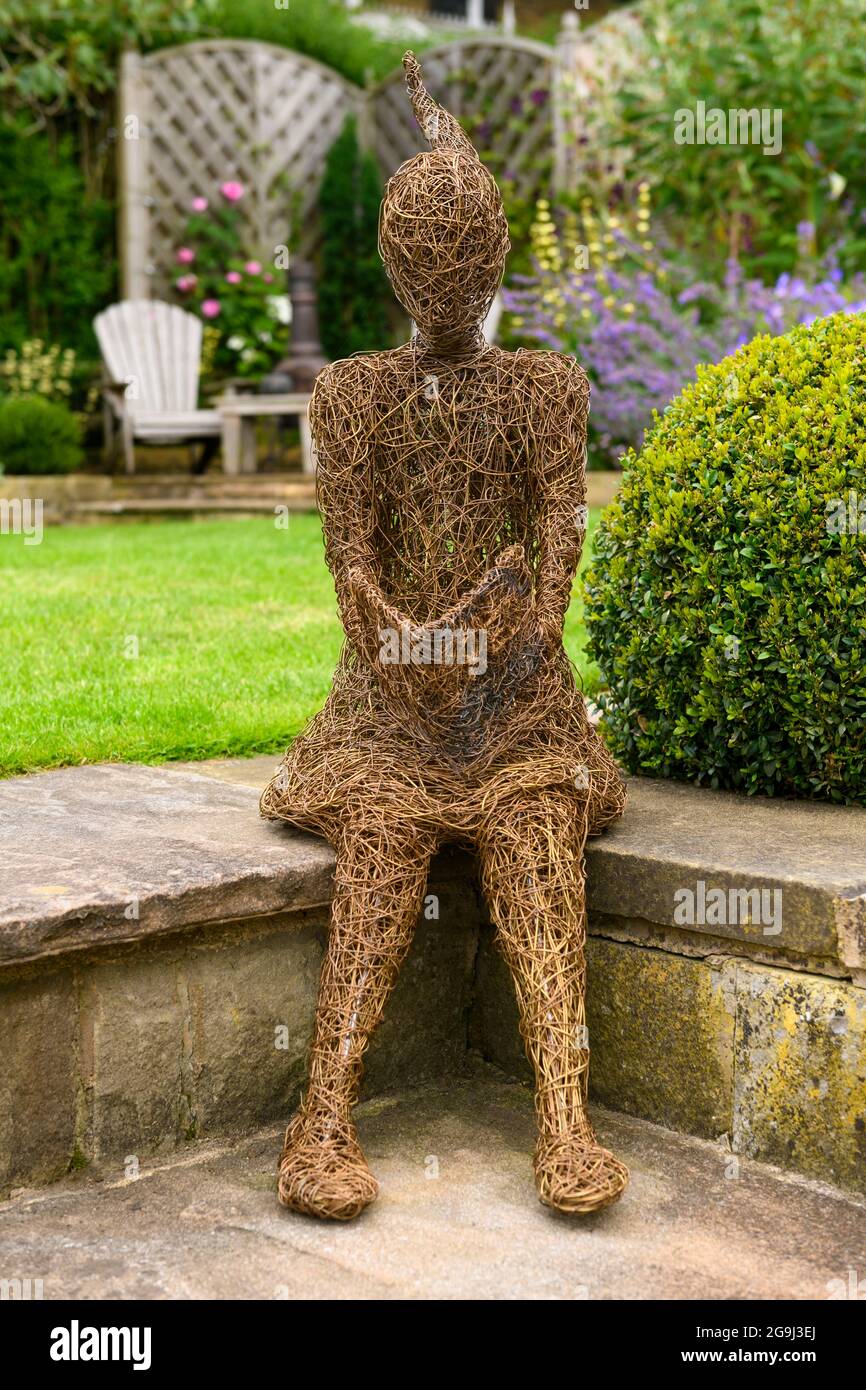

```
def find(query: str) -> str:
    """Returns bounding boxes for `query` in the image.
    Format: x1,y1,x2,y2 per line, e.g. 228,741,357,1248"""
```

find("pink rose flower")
220,181,244,203
190,196,208,213
176,247,195,265
225,271,242,284
201,299,221,319
262,272,274,283
176,274,198,292
244,260,262,275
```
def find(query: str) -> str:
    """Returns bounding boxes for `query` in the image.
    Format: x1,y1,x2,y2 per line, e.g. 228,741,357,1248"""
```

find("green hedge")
584,311,866,803
0,123,112,359
206,0,415,84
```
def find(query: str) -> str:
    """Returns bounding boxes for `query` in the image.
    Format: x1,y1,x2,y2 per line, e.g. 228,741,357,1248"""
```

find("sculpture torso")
262,340,625,842
359,347,555,617
317,343,584,620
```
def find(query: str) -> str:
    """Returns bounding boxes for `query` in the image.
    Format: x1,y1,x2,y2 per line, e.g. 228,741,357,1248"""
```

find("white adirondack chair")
94,301,222,474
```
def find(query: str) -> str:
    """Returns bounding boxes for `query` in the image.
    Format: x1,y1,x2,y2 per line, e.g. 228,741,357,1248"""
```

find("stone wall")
1,761,863,1197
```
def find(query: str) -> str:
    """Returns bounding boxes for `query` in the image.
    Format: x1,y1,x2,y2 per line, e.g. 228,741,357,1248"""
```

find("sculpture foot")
534,1127,629,1215
277,1107,378,1221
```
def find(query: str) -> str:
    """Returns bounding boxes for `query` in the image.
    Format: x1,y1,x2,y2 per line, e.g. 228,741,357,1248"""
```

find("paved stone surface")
1,1075,863,1301
3,759,862,972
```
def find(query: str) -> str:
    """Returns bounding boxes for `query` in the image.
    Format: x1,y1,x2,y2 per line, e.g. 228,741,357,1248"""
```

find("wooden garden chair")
94,300,222,474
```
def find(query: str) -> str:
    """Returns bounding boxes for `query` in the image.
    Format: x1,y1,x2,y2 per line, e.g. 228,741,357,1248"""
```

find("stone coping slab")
0,758,864,973
586,778,866,973
0,763,334,967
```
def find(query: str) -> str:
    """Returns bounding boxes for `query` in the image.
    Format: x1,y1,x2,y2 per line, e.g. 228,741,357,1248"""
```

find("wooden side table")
216,393,316,475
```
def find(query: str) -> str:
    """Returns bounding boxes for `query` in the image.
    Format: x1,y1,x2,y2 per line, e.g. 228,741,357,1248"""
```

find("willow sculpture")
261,52,628,1220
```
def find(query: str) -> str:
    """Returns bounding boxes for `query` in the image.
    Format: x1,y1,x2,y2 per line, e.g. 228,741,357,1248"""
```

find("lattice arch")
119,41,361,297
370,36,554,204
118,24,646,300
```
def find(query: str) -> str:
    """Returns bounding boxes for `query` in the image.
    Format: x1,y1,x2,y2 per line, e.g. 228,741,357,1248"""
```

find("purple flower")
678,284,710,305
503,212,866,468
530,88,549,107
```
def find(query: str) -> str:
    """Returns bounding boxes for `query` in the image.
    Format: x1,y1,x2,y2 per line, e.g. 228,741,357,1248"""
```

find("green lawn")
0,511,601,777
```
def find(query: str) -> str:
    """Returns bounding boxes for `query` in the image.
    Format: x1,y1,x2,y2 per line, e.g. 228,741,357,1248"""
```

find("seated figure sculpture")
261,53,629,1219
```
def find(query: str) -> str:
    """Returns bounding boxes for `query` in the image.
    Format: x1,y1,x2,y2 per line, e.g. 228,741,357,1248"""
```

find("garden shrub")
318,116,390,361
613,0,866,278
584,311,866,804
0,397,84,476
0,123,113,359
171,181,290,381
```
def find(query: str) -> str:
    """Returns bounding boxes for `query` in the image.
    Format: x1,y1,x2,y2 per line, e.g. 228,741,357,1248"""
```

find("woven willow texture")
261,52,628,1221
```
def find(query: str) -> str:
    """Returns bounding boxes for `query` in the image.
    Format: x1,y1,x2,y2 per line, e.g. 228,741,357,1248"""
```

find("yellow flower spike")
581,308,592,319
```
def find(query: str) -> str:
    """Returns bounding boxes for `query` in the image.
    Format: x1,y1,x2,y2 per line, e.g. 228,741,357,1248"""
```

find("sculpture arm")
531,357,591,647
309,363,407,651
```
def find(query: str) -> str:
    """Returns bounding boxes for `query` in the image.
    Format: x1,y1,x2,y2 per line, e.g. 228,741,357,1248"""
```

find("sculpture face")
378,143,510,348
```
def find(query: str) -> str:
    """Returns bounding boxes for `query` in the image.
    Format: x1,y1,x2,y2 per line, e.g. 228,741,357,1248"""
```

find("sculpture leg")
479,789,629,1214
278,815,436,1219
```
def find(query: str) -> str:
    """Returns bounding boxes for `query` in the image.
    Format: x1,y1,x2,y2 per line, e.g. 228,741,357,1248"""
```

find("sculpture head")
379,52,511,354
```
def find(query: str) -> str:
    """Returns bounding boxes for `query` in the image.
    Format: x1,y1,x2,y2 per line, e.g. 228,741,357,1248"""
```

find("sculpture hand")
348,545,533,673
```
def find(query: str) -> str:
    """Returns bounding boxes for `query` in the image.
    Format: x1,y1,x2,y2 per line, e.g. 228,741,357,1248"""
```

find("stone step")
0,758,863,1198
0,471,624,526
72,496,316,520
0,473,318,524
1,1075,864,1300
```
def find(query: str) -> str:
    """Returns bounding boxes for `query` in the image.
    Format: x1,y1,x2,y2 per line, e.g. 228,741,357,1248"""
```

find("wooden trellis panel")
118,25,646,300
119,41,360,297
555,9,650,192
370,36,554,203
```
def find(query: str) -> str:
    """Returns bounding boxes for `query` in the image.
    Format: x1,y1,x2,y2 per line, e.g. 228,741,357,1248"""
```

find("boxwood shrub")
0,396,83,475
584,311,866,803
